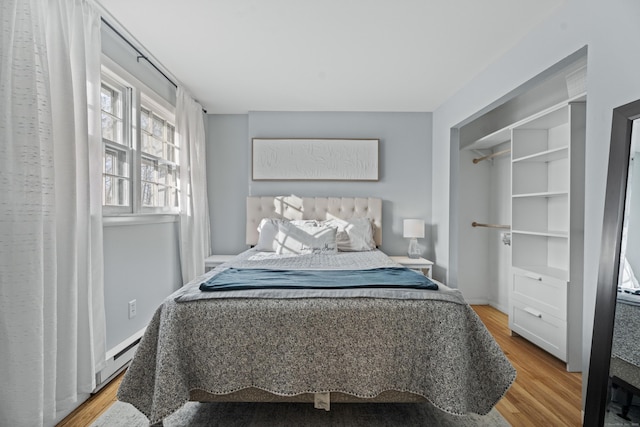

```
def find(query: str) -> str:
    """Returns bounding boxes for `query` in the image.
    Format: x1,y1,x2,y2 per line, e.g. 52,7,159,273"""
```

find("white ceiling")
98,0,565,114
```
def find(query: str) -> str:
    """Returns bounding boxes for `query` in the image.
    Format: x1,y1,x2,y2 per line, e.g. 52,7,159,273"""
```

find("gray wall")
207,111,432,258
430,0,640,405
207,115,249,255
103,221,181,350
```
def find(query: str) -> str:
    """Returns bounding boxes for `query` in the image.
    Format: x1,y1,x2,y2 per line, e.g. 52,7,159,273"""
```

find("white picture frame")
252,138,379,181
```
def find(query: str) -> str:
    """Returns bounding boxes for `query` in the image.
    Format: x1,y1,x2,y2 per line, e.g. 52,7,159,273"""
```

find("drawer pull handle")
524,307,542,318
525,273,543,281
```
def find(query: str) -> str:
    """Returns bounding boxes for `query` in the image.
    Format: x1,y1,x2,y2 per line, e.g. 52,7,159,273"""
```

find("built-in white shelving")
509,101,586,372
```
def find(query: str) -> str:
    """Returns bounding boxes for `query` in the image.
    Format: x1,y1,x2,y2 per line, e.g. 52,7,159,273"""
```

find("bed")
117,196,516,425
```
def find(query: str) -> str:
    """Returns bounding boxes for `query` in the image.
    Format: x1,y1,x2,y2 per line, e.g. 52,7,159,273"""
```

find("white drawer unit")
511,269,567,321
510,299,567,361
510,269,569,362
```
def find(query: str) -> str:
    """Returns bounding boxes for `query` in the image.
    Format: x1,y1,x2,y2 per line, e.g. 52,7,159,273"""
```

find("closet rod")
473,148,511,164
100,17,207,114
471,222,511,230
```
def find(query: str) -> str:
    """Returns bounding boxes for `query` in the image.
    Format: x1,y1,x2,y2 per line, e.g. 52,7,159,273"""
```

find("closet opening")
452,47,587,372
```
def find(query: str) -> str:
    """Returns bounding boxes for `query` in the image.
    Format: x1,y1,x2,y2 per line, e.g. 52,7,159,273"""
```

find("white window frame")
101,72,133,215
100,56,179,217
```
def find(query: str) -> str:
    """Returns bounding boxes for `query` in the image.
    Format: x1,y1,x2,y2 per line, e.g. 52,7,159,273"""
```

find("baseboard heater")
93,328,145,393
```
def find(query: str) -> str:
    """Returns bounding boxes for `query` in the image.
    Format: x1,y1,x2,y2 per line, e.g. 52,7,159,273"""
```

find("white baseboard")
105,327,146,360
465,298,489,305
94,344,136,393
489,301,508,314
94,327,146,393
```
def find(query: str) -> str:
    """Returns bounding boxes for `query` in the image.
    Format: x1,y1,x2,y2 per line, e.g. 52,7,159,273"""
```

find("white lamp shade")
403,219,425,239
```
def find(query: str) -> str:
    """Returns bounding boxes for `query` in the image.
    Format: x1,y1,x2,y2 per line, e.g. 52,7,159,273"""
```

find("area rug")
92,400,510,427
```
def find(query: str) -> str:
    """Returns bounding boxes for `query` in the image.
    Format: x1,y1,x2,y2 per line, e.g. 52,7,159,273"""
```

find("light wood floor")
56,369,124,427
57,305,582,426
473,305,583,426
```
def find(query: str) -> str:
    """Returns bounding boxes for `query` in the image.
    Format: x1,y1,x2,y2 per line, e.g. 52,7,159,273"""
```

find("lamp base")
407,238,421,259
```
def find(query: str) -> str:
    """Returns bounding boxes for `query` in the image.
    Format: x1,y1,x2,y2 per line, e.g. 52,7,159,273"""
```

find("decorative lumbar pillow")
255,219,319,251
274,222,338,255
320,217,376,251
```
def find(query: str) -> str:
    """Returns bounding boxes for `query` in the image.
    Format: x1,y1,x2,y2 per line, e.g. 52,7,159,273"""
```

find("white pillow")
255,219,318,251
274,222,338,255
255,218,281,251
320,217,376,251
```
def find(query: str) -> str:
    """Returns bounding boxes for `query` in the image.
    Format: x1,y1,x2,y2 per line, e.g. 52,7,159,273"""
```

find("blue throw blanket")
200,267,438,292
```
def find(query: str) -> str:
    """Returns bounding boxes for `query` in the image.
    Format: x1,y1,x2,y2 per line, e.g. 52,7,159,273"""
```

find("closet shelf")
512,146,569,163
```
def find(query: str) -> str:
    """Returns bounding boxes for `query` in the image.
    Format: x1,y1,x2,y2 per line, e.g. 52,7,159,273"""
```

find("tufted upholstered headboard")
246,196,382,247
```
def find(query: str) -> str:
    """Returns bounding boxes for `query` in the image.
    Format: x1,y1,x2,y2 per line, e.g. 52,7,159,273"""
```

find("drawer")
510,300,566,361
511,271,567,320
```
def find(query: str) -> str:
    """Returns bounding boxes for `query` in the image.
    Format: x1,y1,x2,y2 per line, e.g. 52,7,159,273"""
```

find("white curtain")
177,87,211,284
0,0,106,425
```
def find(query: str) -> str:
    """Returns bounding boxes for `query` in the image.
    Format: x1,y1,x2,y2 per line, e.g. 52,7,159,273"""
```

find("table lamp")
403,219,424,259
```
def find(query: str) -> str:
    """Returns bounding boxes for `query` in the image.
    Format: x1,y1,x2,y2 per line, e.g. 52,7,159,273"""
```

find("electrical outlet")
128,299,137,319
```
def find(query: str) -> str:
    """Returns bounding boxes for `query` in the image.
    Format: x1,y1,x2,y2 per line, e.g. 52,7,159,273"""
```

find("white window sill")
103,214,178,227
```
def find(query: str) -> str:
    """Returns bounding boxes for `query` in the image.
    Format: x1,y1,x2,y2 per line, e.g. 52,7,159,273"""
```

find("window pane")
101,85,121,117
101,114,122,144
101,87,113,113
103,141,130,209
152,115,164,138
100,82,124,147
164,167,174,187
142,182,155,206
158,164,168,183
103,176,129,206
167,124,175,144
141,109,150,132
104,150,116,175
157,186,167,207
151,137,163,157
141,158,156,182
141,132,151,155
104,176,113,205
104,147,130,177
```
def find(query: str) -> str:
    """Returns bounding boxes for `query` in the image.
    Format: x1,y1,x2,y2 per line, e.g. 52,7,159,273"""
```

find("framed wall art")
251,138,379,181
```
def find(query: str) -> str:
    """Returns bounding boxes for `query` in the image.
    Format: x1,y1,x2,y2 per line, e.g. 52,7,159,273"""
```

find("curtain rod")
100,17,207,114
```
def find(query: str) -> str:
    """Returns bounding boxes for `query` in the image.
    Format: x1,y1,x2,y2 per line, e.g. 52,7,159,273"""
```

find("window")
139,105,179,209
100,63,178,215
100,79,130,208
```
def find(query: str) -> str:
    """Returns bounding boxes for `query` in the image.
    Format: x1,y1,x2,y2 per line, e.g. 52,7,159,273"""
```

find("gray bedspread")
117,251,516,424
613,293,640,367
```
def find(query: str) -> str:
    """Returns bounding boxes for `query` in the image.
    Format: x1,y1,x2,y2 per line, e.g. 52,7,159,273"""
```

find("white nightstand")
389,256,434,278
204,254,236,272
